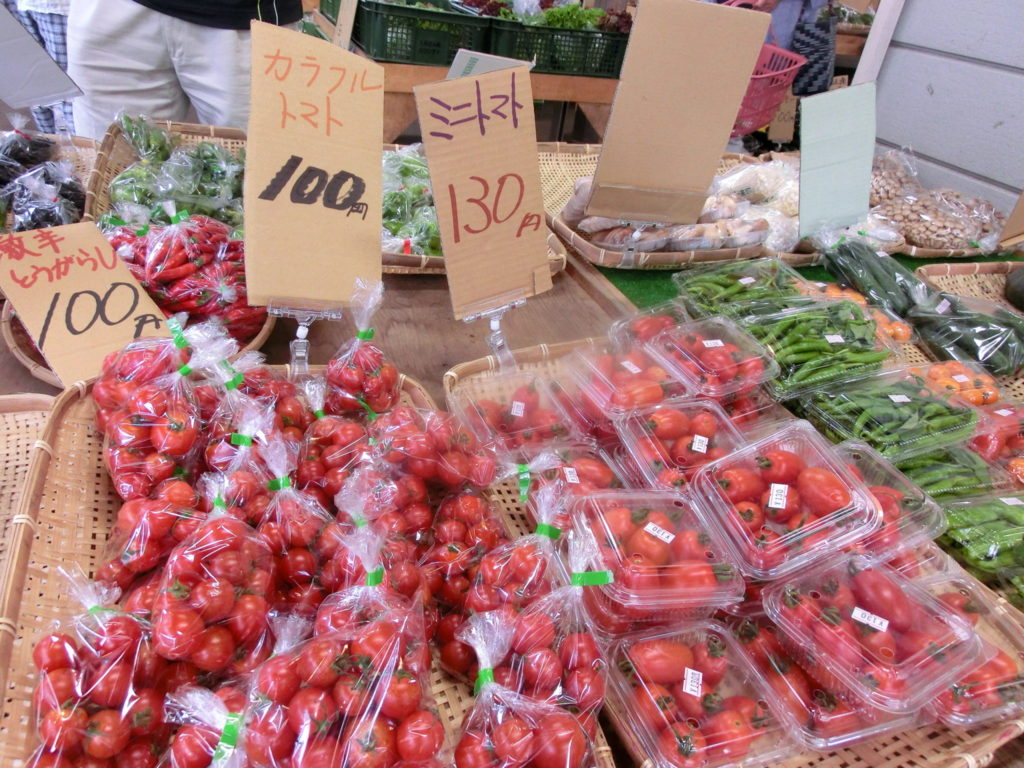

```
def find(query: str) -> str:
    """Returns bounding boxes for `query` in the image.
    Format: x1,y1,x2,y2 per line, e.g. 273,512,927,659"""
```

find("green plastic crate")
489,18,627,77
353,0,491,66
321,0,341,24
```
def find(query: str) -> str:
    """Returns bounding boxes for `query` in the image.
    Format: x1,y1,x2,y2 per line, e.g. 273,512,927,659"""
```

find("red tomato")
512,613,556,655
397,710,445,762
759,485,801,523
716,468,766,503
629,640,694,685
703,709,755,761
657,723,707,768
691,634,730,688
455,731,498,768
560,634,600,671
83,709,130,759
755,449,805,485
531,713,587,768
40,706,87,751
33,633,79,673
125,687,164,737
287,687,336,736
153,607,204,660
849,569,912,633
341,716,398,768
796,467,852,516
492,716,534,766
632,683,680,729
380,671,423,720
647,409,690,441
732,501,764,532
189,626,237,672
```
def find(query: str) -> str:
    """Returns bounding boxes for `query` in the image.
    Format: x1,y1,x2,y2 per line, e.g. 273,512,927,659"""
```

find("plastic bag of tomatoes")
297,377,369,509
325,278,401,416
151,512,276,676
603,620,798,768
101,324,236,501
97,478,205,590
246,576,444,768
29,573,171,768
453,611,603,768
368,406,498,490
520,444,627,529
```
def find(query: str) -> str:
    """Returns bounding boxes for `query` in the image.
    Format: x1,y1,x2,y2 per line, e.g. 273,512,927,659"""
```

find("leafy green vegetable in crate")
534,4,603,28
381,145,442,258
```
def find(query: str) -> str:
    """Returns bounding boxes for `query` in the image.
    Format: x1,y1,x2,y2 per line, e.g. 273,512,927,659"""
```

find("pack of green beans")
940,493,1024,582
739,300,900,399
799,370,986,461
895,446,1014,502
671,257,810,319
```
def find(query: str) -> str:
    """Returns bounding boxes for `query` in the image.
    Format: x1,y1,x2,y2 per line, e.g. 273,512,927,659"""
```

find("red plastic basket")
721,0,807,137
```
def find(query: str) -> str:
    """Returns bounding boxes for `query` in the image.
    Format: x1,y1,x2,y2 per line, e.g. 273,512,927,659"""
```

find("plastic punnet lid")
895,446,1015,502
671,257,810,319
604,620,798,768
737,300,902,400
447,369,581,457
762,554,985,714
608,299,692,348
614,399,746,490
690,420,881,581
570,490,744,627
915,572,1024,728
728,616,920,751
645,317,779,399
799,368,989,463
835,441,946,561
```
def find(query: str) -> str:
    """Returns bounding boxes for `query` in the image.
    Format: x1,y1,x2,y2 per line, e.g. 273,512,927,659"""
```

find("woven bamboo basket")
0,368,616,768
443,340,1024,768
380,231,569,276
0,301,275,390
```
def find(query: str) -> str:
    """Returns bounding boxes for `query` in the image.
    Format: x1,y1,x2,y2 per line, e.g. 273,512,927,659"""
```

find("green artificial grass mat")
600,252,1024,310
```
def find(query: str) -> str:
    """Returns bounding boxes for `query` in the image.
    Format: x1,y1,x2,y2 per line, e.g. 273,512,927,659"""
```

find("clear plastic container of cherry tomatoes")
691,421,880,580
645,317,779,400
608,300,691,348
672,257,811,320
569,490,744,635
835,441,946,562
798,368,991,463
880,539,956,582
604,620,799,768
916,571,1024,728
614,399,745,490
762,554,985,714
559,342,695,429
447,370,581,458
729,616,921,751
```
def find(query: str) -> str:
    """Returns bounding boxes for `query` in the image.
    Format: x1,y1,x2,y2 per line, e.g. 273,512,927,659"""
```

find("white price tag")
681,667,703,697
824,334,844,344
1000,497,1024,507
510,401,526,418
936,299,951,315
738,276,756,285
702,339,725,348
621,360,642,374
952,374,971,384
768,483,789,509
996,409,1015,417
851,606,890,633
643,521,676,544
562,467,580,484
691,435,709,454
888,394,912,404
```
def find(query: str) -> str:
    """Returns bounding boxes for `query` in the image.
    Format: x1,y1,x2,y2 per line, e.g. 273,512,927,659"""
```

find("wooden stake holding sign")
0,222,168,385
244,21,383,311
586,0,769,224
414,66,552,321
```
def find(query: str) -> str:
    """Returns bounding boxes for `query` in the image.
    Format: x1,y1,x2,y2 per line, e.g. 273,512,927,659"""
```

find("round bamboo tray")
381,231,569,276
0,301,275,389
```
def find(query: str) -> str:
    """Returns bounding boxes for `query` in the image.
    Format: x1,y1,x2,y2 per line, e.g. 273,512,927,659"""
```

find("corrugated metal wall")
875,0,1023,212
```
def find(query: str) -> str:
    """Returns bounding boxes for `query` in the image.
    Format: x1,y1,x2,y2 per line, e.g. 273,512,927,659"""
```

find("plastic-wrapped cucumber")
822,241,928,316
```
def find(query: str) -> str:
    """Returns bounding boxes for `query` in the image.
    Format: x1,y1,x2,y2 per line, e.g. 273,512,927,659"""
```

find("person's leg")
29,11,74,132
168,19,252,131
67,0,189,139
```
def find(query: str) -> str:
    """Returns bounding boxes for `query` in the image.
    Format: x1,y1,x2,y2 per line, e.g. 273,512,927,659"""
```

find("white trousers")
67,0,260,139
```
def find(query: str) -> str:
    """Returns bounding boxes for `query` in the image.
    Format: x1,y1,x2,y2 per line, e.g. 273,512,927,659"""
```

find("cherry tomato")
397,710,445,763
628,639,694,685
83,709,130,759
657,723,706,768
796,467,852,516
531,713,587,768
40,706,87,751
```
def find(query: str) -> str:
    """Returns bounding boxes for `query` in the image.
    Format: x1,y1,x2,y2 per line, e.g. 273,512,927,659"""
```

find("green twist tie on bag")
87,605,115,616
535,523,561,541
356,328,375,340
517,464,530,502
356,397,378,421
353,515,368,528
177,364,193,377
474,667,495,694
213,495,227,510
171,209,190,223
105,214,128,227
314,409,326,419
969,240,981,248
570,570,613,586
211,712,242,762
267,476,292,491
365,567,384,586
230,433,253,447
224,371,244,391
134,225,150,237
173,466,188,479
167,318,188,349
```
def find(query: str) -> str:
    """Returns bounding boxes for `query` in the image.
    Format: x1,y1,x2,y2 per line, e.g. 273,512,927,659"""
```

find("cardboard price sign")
244,21,383,310
587,0,768,224
414,66,552,320
0,222,168,385
1000,192,1024,249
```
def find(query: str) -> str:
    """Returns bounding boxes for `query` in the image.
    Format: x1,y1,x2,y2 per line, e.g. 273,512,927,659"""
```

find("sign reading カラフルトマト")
0,222,168,385
244,21,382,309
414,66,552,320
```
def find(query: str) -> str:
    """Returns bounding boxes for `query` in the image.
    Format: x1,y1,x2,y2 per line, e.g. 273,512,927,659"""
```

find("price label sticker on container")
852,606,890,632
691,434,709,454
768,483,789,509
824,333,845,344
510,400,526,418
738,276,757,285
935,299,951,315
952,374,971,383
562,466,580,484
621,359,642,374
1000,497,1024,506
643,522,675,544
681,668,703,697
0,222,169,386
245,21,383,309
414,66,552,320
996,409,1015,417
888,394,912,404
702,339,725,348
